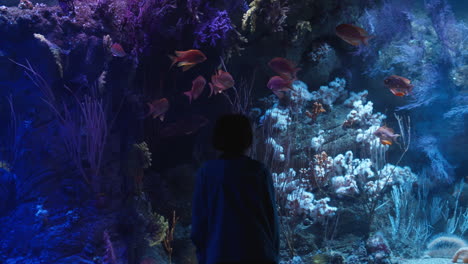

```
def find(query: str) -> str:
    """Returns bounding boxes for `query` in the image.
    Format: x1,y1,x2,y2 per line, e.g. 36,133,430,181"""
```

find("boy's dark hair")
212,114,253,154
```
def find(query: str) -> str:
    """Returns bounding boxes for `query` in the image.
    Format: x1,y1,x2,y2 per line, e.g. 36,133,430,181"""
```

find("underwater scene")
0,0,467,263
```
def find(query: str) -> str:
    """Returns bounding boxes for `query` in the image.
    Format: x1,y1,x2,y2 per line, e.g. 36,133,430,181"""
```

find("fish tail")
143,103,154,119
362,35,373,45
168,54,177,69
293,67,301,80
183,91,193,103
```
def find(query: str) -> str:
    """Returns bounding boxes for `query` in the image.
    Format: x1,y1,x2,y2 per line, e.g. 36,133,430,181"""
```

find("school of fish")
145,23,416,144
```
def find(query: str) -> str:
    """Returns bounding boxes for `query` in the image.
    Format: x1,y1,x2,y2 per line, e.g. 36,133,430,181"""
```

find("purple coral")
194,9,234,47
58,0,75,15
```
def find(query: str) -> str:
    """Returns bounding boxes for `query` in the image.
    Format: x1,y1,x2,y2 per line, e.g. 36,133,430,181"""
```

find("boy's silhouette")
191,114,279,264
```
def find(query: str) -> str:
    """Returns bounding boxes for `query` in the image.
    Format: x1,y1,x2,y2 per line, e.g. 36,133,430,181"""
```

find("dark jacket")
191,155,279,264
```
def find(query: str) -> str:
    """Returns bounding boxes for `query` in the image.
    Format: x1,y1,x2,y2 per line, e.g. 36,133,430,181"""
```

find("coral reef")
0,0,466,263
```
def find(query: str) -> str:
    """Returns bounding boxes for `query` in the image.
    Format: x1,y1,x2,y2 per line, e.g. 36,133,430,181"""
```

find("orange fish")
184,75,206,103
110,43,126,57
268,57,300,80
169,49,207,71
209,69,235,96
384,75,414,97
335,24,373,46
373,126,400,145
146,98,169,121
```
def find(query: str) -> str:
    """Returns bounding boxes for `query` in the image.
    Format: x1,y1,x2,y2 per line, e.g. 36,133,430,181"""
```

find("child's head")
212,114,253,155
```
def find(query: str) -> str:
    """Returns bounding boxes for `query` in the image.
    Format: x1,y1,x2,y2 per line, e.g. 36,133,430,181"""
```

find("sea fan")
417,136,453,182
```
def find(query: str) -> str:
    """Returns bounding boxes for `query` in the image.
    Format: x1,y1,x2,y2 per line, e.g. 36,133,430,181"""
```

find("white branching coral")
265,137,285,162
378,164,417,185
286,188,337,222
291,80,313,105
330,151,373,196
262,106,291,131
311,130,325,151
365,164,417,195
311,77,347,108
344,90,369,107
331,175,359,196
272,168,300,192
344,100,386,127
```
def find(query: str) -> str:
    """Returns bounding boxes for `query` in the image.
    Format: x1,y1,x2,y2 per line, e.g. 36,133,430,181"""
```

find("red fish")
268,57,300,80
169,49,207,71
267,76,293,91
267,76,295,99
209,69,235,96
373,126,400,145
110,43,126,57
335,24,373,46
184,75,206,103
146,98,169,121
384,75,414,97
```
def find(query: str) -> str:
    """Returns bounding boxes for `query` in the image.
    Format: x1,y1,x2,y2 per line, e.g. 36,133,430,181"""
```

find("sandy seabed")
400,258,454,264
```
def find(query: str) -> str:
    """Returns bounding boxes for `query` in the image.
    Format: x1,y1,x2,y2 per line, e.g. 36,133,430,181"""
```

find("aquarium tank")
0,0,467,263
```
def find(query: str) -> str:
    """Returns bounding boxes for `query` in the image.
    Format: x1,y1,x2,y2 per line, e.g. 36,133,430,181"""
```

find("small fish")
268,57,300,80
160,115,209,138
384,75,414,97
209,69,235,96
335,24,373,46
146,98,170,121
373,126,400,145
184,75,206,103
267,76,294,94
110,43,126,57
169,49,207,71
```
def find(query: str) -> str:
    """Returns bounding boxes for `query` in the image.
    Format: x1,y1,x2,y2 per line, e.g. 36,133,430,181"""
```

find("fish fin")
178,61,195,66
349,39,361,46
182,64,196,71
183,91,193,104
381,139,392,145
168,55,177,69
401,77,411,84
209,83,214,97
